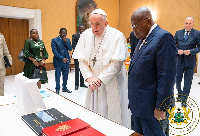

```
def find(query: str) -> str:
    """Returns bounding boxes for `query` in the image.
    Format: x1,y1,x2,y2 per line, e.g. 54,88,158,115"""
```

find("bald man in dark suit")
128,7,177,136
174,16,200,107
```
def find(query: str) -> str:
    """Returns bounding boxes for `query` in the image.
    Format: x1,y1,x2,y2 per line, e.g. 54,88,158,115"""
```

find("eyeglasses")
131,18,150,29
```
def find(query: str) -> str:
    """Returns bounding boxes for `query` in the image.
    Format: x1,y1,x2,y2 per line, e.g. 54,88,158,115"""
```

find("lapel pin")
145,42,147,45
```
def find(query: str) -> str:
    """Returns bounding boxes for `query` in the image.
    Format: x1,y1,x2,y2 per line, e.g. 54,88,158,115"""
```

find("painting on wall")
76,0,97,32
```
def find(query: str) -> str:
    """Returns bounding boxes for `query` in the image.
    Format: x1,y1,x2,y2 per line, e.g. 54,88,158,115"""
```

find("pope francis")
73,9,131,128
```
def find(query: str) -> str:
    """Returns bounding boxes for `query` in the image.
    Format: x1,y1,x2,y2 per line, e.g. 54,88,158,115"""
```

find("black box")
21,108,71,136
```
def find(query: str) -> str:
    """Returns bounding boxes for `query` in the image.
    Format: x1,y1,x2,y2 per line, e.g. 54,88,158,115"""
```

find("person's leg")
182,66,195,103
80,71,84,85
165,112,170,136
0,68,6,96
131,116,144,135
131,114,135,131
74,59,79,89
176,62,184,100
80,71,87,88
62,63,71,93
54,65,61,93
79,59,87,88
140,117,166,136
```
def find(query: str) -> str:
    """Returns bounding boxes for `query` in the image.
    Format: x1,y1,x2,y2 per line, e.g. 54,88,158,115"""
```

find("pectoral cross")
92,57,96,66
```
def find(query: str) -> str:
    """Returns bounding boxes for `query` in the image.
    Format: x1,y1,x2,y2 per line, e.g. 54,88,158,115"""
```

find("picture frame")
76,0,97,32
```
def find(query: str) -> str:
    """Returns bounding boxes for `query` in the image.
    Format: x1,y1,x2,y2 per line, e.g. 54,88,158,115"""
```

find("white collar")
185,29,191,32
146,23,157,39
140,23,157,45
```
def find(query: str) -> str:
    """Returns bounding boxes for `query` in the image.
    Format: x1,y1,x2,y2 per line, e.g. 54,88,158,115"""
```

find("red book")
70,127,106,136
42,118,90,136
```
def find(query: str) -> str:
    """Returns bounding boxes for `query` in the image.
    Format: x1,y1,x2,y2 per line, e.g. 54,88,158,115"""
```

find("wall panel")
0,0,119,63
119,0,200,38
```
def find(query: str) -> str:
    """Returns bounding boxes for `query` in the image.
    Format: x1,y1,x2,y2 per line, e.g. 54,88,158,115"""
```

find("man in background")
128,7,177,135
51,28,72,94
174,16,200,106
72,25,88,90
130,31,139,58
0,33,12,96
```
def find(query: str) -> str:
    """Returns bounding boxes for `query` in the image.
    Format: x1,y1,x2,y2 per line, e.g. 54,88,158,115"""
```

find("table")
0,89,133,136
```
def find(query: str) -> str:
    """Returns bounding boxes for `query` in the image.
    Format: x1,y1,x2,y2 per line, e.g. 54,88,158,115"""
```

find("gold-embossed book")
21,108,71,136
42,118,90,136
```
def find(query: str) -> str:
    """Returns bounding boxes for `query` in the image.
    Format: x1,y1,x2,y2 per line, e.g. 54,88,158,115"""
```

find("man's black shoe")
56,90,59,94
62,89,72,93
80,84,88,88
75,86,78,90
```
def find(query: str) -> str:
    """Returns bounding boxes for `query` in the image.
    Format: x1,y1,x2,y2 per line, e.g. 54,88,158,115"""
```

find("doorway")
0,17,29,75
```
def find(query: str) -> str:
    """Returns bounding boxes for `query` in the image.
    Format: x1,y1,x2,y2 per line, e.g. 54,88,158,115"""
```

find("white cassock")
72,26,131,128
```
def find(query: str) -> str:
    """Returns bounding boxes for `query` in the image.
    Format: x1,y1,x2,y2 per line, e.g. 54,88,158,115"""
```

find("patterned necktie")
184,31,189,41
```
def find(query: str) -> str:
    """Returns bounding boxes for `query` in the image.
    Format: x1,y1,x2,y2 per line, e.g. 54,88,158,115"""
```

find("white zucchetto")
91,8,107,17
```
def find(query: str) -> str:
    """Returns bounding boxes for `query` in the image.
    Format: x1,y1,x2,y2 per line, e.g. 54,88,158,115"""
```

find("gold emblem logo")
159,94,199,135
33,119,41,125
56,124,71,131
167,106,191,125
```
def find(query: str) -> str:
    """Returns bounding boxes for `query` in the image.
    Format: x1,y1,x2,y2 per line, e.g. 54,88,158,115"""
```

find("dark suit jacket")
128,25,177,118
130,31,139,58
51,36,72,66
174,28,200,66
72,33,80,50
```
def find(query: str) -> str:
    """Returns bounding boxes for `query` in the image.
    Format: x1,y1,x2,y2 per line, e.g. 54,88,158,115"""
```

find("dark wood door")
0,18,29,75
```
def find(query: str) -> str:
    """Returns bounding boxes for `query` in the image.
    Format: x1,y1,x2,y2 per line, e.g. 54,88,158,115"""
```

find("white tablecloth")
0,89,133,136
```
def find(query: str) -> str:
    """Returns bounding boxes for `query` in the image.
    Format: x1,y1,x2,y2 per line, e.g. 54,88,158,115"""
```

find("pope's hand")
86,77,102,93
